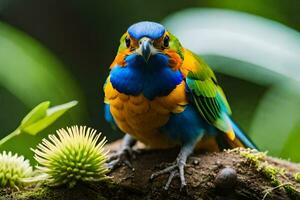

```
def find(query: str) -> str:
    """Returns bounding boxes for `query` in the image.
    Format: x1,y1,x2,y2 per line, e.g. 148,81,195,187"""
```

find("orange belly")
104,78,188,148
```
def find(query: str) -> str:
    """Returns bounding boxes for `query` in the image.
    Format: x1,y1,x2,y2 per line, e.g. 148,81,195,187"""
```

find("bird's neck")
110,53,183,100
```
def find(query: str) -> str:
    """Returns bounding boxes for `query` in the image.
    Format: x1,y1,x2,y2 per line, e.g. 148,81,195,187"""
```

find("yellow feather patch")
118,93,130,101
126,96,150,114
226,136,245,148
150,100,170,115
163,81,187,105
104,79,188,148
104,79,118,100
226,128,235,141
109,97,124,110
130,95,145,105
180,49,201,78
156,81,188,113
110,106,125,122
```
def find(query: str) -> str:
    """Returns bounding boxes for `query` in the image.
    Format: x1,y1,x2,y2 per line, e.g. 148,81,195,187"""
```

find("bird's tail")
216,117,258,150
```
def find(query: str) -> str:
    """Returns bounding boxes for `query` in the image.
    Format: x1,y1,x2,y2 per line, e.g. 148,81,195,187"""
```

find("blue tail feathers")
229,117,258,150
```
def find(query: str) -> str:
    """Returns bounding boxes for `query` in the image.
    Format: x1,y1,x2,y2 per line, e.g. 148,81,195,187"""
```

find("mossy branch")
2,140,300,200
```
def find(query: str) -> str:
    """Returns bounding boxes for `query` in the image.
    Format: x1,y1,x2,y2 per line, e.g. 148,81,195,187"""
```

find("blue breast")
110,53,183,100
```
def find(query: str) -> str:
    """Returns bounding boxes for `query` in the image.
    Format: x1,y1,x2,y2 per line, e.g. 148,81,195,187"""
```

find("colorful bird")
104,21,257,190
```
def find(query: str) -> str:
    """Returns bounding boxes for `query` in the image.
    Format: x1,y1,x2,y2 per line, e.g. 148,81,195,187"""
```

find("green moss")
10,184,109,200
231,148,266,168
236,148,283,186
16,187,50,199
294,172,300,182
257,162,286,187
0,187,47,200
262,183,300,200
260,164,282,186
239,149,266,161
284,184,300,198
235,148,300,199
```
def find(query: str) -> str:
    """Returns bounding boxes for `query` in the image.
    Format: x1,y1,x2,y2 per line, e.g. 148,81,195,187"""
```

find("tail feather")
216,117,258,150
229,117,257,149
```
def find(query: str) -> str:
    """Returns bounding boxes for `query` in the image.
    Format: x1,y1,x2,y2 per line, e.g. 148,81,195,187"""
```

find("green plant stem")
0,129,21,147
262,183,292,200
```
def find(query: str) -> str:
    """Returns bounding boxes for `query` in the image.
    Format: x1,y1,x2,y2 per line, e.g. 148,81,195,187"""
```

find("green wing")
181,49,232,133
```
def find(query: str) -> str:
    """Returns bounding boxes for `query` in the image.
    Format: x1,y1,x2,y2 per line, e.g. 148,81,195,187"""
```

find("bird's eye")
125,36,131,48
163,35,170,47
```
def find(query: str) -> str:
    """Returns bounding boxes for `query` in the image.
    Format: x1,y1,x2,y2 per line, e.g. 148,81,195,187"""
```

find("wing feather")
181,49,233,136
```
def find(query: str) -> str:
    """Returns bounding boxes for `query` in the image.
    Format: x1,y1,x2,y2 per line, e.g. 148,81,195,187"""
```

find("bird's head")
111,21,184,69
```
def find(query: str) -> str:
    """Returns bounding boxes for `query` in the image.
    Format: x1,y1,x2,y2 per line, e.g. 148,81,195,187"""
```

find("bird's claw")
150,159,187,191
107,147,136,170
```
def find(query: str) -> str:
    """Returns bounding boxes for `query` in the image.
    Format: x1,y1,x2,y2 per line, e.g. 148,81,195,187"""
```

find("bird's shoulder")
179,48,232,132
180,48,216,81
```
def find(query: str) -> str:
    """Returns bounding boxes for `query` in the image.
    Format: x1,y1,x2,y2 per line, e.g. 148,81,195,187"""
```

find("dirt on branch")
2,140,300,200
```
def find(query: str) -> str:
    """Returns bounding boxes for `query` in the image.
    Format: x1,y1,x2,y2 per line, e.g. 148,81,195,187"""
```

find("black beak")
140,38,152,62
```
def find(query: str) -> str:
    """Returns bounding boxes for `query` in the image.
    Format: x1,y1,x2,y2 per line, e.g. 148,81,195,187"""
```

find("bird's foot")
106,147,137,170
150,158,187,191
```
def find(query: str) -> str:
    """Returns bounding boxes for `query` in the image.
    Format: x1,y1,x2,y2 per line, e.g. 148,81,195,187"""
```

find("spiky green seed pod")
0,151,33,188
33,126,109,188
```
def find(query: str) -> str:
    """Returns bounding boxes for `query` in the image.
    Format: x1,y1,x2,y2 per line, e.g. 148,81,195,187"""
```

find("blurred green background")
0,0,300,162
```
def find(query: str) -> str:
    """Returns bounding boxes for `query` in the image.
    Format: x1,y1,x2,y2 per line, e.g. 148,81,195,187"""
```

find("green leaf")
0,21,86,136
20,101,50,129
21,101,78,135
0,100,78,147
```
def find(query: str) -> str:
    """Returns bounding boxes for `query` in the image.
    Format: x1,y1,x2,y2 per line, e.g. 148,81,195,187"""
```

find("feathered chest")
105,53,187,147
104,77,187,147
109,53,183,100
